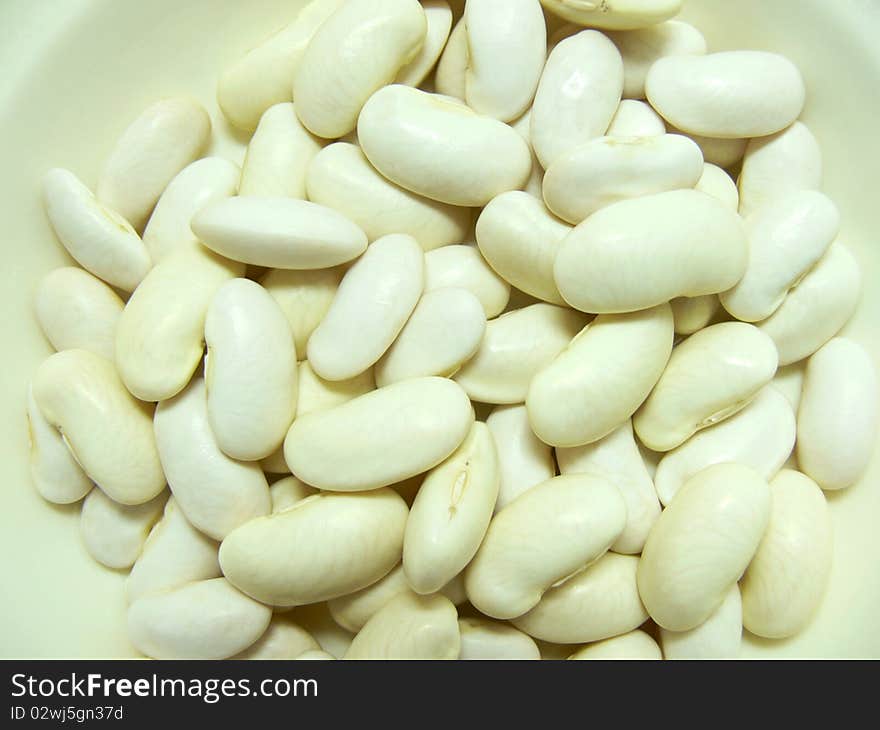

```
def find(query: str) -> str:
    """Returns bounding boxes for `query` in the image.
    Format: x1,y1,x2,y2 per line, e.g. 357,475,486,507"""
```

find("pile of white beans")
27,0,880,660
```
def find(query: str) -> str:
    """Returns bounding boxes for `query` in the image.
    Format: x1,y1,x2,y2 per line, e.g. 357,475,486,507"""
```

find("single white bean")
638,463,771,631
568,630,662,660
205,278,297,460
424,244,511,318
654,385,795,506
97,98,211,230
295,360,375,418
293,0,427,138
434,18,468,100
395,0,453,87
772,362,806,414
285,377,473,491
455,303,588,404
115,243,244,402
80,489,167,570
465,474,626,619
270,476,318,513
32,350,165,505
296,650,336,660
530,31,623,169
306,142,470,250
660,584,742,660
694,163,738,211
554,190,748,314
153,378,271,540
458,618,540,660
557,420,661,554
34,267,123,361
127,578,271,659
43,168,150,292
308,234,424,381
677,129,747,169
797,338,879,490
191,196,368,269
646,51,805,139
510,108,546,199
606,99,666,138
358,85,532,207
239,103,322,199
234,617,320,659
219,489,408,605
539,0,682,30
634,322,779,451
670,295,721,336
142,157,240,263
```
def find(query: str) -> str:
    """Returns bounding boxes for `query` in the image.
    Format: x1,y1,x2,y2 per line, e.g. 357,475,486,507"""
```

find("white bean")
606,99,666,138
554,190,748,314
509,108,546,199
694,163,738,211
797,338,879,490
235,617,320,659
395,1,453,87
293,0,427,138
638,463,771,631
678,130,747,169
270,476,318,513
153,378,270,540
307,234,424,381
458,618,540,660
670,295,721,336
660,583,742,659
358,85,532,206
32,350,165,505
465,474,626,619
295,361,375,418
34,267,123,361
424,244,511,318
43,168,149,292
219,489,408,605
568,630,662,660
80,489,167,570
540,0,682,30
434,18,468,100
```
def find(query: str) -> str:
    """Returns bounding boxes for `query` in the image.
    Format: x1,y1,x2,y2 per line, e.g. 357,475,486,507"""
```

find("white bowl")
0,0,877,658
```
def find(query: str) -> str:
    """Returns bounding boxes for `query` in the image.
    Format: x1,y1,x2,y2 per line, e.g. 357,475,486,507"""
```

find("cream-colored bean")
543,134,704,224
654,385,795,506
676,129,747,169
296,649,336,660
290,603,354,657
638,463,771,631
270,476,318,513
127,578,271,659
465,474,626,619
606,99,666,138
308,234,424,381
740,470,832,639
239,103,322,199
455,303,587,404
26,385,93,505
285,377,473,491
306,142,470,250
205,278,297,460
721,192,840,323
358,85,531,207
463,0,546,122
476,191,569,305
540,0,682,30
191,196,368,269
115,244,244,402
554,190,748,314
126,498,221,604
376,288,485,386
458,618,540,659
670,295,721,336
660,584,742,660
647,51,804,139
220,489,408,605
345,592,460,659
262,267,342,357
217,0,345,131
530,31,623,169
434,18,468,99
557,421,661,554
142,157,239,263
395,1,453,87
757,242,861,366
772,362,805,414
634,322,779,451
153,378,270,540
261,447,291,475
797,339,879,491
80,489,166,570
424,244,510,318
42,168,150,292
568,630,662,660
234,617,320,659
738,121,822,216
528,305,674,447
295,361,375,418
97,98,211,230
293,0,427,138
510,109,545,199
694,163,738,211
35,267,123,361
514,553,646,644
32,350,165,505
607,20,706,99
486,405,554,512
404,423,499,594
